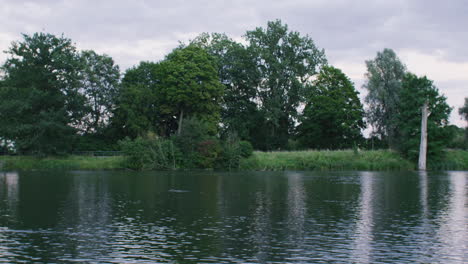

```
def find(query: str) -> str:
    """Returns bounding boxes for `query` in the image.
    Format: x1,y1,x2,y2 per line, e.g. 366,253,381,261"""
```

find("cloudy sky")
1,0,467,127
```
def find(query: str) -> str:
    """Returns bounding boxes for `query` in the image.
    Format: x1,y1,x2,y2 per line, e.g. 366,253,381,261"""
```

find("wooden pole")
418,102,428,170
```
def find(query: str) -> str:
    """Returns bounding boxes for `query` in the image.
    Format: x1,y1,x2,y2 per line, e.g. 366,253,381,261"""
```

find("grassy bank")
0,155,125,171
1,150,467,171
240,150,416,171
428,149,468,170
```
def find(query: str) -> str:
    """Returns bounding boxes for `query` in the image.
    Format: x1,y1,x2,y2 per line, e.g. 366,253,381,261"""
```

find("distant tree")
459,97,468,148
79,50,120,134
245,20,327,150
363,48,406,147
459,97,468,122
395,73,452,161
0,33,85,154
158,45,224,135
297,66,365,149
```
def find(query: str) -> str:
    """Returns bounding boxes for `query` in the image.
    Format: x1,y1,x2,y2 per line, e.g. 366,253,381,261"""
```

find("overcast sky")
1,0,467,127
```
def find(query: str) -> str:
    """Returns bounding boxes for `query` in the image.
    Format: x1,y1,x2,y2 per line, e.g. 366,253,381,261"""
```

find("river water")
0,170,466,263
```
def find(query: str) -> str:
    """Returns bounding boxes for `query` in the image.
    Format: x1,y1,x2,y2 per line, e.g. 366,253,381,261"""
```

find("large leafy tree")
158,45,224,135
191,33,261,142
297,66,365,149
111,62,164,139
0,33,85,154
395,73,451,161
245,20,327,150
79,50,120,134
364,48,406,147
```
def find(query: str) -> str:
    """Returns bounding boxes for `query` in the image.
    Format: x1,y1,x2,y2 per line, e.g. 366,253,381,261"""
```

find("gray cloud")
1,0,466,126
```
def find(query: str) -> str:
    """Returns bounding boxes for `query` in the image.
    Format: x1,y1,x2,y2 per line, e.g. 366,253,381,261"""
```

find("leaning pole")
418,102,429,170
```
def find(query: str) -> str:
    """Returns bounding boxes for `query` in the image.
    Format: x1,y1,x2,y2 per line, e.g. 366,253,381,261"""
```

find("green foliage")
112,62,165,139
239,150,415,171
79,50,120,134
239,141,254,158
297,66,365,149
0,33,85,155
171,117,219,168
119,135,177,170
459,97,468,122
0,155,124,170
445,125,467,149
395,73,452,162
245,20,327,150
364,48,406,146
159,45,224,135
191,33,261,143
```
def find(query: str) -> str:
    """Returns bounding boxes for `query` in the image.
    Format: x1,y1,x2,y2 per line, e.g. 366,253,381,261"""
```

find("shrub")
119,136,177,170
239,141,253,158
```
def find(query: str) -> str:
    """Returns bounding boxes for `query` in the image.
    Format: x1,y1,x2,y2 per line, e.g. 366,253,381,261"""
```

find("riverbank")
240,150,415,171
1,150,467,171
0,155,125,171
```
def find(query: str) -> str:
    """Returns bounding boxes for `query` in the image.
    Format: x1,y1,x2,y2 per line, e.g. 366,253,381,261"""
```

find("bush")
119,135,177,170
239,141,253,157
171,117,217,168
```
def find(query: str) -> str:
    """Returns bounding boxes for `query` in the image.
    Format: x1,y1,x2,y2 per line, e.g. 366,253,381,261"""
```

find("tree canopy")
395,73,451,161
245,20,327,150
297,66,365,149
459,97,468,123
0,33,85,154
363,48,406,147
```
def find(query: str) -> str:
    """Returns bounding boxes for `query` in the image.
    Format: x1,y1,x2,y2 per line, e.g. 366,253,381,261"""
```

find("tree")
191,33,261,143
459,97,468,148
79,50,120,134
245,20,327,150
297,66,365,149
363,48,406,147
0,33,85,154
396,73,452,162
158,45,224,135
459,97,468,122
111,62,164,139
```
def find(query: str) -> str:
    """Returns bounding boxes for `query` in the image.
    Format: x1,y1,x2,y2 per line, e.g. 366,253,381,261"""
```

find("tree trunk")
177,109,184,136
418,102,429,170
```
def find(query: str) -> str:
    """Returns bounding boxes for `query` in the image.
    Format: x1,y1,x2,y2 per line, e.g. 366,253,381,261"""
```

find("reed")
240,150,415,171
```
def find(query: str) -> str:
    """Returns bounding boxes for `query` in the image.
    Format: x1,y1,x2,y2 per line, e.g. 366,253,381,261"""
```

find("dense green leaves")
364,48,406,147
0,33,85,154
245,20,327,150
297,66,365,149
460,98,468,122
111,62,163,138
159,45,224,135
395,73,452,161
79,50,120,134
191,33,261,143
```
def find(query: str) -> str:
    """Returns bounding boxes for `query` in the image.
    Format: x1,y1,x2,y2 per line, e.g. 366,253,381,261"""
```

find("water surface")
0,170,466,263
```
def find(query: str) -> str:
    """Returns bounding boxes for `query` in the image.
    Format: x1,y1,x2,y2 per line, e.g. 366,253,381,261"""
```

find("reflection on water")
435,172,467,262
350,171,374,264
0,170,466,263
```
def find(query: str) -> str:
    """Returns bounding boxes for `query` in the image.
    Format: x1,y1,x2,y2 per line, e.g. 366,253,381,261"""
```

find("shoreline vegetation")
1,150,467,171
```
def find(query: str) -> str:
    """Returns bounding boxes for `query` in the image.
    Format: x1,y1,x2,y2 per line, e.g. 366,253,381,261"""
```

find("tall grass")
0,155,125,171
240,150,415,171
429,149,468,170
1,150,467,171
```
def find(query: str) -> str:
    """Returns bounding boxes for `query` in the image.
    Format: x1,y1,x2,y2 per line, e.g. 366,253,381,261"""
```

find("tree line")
0,20,466,166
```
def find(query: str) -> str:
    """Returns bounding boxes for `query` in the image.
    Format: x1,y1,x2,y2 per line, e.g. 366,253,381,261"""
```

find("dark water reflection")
0,170,466,263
